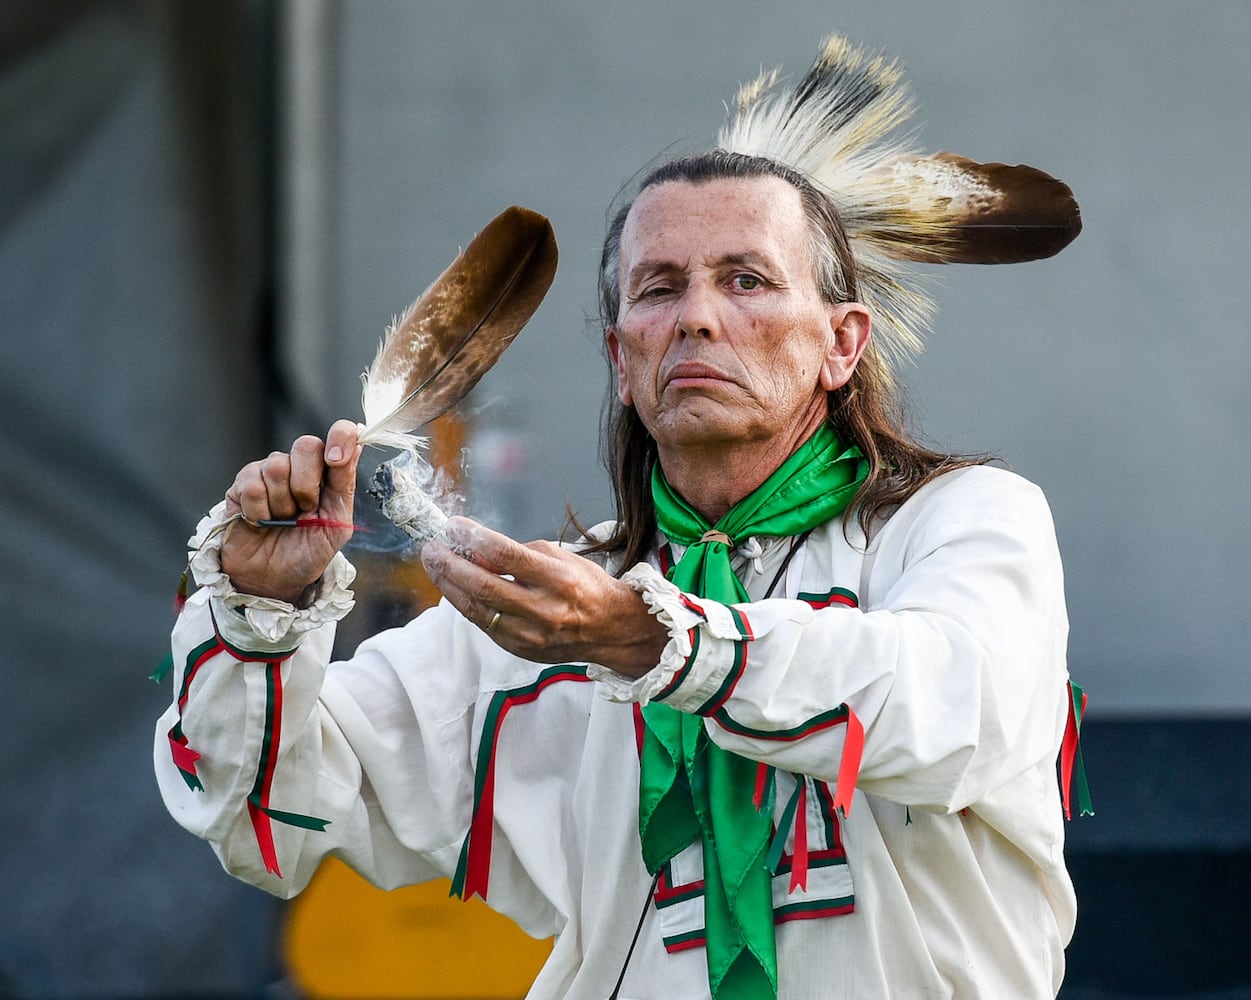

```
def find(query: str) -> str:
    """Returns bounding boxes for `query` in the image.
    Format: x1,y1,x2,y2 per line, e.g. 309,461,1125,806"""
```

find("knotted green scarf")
639,423,868,999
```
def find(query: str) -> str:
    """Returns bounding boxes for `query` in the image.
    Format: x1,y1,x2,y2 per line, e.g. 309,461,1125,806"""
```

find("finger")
422,536,486,596
258,452,298,520
422,543,487,625
224,482,243,518
324,419,360,465
228,461,272,523
443,517,539,578
323,420,362,505
422,537,520,616
286,435,328,513
434,575,493,631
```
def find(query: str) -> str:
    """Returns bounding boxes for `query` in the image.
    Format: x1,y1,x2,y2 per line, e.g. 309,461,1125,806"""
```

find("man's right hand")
221,419,363,605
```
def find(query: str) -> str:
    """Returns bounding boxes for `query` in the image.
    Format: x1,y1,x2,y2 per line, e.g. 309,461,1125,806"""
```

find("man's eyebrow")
626,250,779,286
626,258,679,281
719,250,779,271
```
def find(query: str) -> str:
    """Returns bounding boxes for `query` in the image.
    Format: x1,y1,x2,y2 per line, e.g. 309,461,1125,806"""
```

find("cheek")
752,326,827,401
752,321,809,374
611,329,658,408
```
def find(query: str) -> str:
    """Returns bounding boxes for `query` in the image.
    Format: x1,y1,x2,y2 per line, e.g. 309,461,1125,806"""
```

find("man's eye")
732,274,762,291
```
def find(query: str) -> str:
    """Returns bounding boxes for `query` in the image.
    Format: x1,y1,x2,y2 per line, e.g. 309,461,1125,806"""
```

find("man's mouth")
663,362,734,390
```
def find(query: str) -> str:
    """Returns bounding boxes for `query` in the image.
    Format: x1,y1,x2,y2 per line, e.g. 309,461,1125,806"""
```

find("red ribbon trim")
774,900,855,925
459,668,592,900
169,739,202,774
664,934,708,954
460,751,500,900
248,660,289,876
166,641,225,782
790,780,809,892
247,800,280,875
654,869,707,905
832,706,864,816
1061,681,1088,820
753,761,770,811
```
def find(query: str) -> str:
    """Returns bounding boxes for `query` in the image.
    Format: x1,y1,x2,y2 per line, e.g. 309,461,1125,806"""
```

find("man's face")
608,176,861,462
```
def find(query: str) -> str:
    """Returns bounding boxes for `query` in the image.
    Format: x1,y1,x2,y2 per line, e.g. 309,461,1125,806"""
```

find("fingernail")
326,446,343,463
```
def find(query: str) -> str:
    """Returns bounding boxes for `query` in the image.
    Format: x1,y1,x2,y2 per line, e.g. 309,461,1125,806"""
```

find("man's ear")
606,328,633,406
819,303,872,392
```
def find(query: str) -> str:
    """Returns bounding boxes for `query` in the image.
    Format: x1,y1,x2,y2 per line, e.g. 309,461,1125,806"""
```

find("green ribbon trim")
247,795,331,832
1069,682,1094,818
150,653,174,684
177,764,204,793
764,778,804,875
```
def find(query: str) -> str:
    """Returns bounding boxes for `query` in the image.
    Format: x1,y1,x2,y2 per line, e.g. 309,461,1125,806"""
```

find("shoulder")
904,464,1049,517
868,464,1060,558
846,466,1067,617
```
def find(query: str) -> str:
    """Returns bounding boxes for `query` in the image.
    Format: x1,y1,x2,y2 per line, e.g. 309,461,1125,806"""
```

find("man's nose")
675,281,720,340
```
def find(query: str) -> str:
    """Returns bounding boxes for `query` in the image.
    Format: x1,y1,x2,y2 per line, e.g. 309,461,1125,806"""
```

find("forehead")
619,175,810,269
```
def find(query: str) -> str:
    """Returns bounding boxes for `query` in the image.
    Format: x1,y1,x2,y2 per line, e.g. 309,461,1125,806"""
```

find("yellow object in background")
284,857,551,999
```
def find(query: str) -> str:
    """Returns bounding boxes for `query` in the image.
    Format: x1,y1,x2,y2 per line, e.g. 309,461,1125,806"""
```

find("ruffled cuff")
188,501,357,649
586,563,710,707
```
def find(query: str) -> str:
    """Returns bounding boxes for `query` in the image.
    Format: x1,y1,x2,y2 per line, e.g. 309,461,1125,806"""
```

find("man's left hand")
420,517,668,678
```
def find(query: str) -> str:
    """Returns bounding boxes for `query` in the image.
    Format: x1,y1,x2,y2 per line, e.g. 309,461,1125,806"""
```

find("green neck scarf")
639,423,868,1000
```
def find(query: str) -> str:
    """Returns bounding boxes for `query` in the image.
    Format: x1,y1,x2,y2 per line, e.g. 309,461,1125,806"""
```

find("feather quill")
358,206,558,452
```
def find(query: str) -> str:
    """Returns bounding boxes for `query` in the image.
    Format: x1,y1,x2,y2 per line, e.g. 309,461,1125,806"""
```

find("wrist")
587,562,707,704
601,588,670,678
185,501,356,644
225,574,320,607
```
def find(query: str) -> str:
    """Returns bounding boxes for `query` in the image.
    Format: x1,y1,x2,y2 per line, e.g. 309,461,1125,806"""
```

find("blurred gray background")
2,1,1248,997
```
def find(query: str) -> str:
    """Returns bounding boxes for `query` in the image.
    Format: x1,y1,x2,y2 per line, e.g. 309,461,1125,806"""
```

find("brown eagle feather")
358,206,559,451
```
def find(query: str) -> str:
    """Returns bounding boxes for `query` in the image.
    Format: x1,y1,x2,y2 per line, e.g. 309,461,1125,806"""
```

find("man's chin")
647,407,758,452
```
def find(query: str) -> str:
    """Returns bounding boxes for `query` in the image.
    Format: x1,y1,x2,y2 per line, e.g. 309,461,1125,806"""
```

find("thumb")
324,444,363,508
322,420,363,509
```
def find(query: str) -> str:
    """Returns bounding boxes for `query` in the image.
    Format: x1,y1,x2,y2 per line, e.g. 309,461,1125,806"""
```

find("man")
157,39,1080,999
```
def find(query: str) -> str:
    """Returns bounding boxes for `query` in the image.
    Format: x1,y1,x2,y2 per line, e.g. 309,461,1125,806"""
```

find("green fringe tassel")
764,778,804,874
150,653,174,684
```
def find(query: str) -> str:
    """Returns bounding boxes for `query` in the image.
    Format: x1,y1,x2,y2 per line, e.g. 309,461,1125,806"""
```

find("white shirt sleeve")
154,523,572,939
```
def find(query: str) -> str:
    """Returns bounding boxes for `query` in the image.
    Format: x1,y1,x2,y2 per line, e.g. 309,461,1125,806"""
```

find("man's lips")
662,362,735,390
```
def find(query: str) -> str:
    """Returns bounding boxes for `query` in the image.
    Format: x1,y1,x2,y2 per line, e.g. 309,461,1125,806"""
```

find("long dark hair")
580,151,986,571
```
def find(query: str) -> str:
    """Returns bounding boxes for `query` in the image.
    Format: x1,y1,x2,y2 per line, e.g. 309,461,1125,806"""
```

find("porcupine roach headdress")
717,34,1081,383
